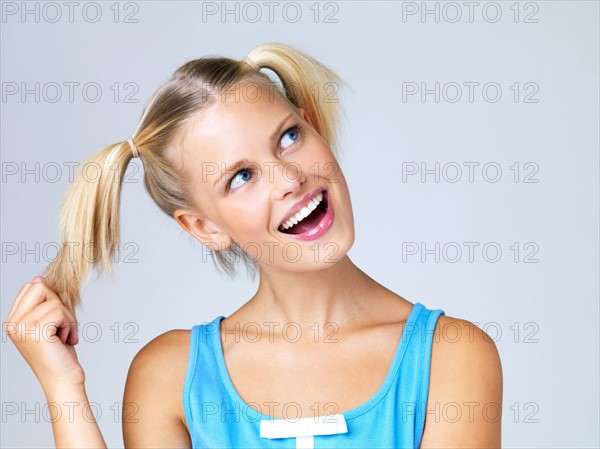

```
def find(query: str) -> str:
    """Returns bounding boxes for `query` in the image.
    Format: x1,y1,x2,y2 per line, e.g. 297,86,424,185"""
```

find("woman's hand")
3,276,84,393
4,276,109,447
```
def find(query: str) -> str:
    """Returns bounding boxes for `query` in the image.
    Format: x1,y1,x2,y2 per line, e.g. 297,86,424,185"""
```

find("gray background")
1,1,598,447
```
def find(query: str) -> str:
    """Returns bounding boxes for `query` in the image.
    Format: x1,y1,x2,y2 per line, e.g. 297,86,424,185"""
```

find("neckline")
210,302,424,421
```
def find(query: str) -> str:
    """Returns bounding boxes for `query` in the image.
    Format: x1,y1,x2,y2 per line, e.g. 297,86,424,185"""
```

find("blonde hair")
43,42,348,316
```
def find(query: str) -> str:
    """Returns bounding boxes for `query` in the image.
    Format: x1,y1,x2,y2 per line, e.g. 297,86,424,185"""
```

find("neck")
246,255,382,329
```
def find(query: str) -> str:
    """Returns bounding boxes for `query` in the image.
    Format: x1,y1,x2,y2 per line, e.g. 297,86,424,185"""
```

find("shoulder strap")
182,317,222,431
414,305,445,448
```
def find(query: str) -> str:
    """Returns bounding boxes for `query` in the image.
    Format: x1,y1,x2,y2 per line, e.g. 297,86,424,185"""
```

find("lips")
279,189,334,241
278,187,326,230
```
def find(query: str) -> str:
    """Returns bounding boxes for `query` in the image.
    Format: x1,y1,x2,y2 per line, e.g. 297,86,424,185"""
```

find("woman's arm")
43,384,108,447
122,329,192,448
4,277,191,448
4,277,107,448
420,315,503,448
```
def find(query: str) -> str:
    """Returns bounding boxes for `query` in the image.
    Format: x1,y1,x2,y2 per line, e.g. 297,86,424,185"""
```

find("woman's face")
173,82,354,272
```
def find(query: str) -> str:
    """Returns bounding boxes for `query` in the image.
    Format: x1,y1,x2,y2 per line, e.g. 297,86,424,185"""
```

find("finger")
5,283,34,326
23,298,78,345
11,283,65,329
56,322,70,345
32,276,46,284
37,307,71,344
66,323,79,345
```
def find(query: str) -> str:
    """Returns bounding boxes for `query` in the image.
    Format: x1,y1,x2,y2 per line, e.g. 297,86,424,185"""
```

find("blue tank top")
183,302,445,449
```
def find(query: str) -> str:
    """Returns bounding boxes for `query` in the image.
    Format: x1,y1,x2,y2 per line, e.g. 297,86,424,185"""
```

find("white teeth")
279,192,324,231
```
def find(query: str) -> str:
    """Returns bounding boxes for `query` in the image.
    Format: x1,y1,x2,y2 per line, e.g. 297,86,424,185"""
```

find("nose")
274,161,306,199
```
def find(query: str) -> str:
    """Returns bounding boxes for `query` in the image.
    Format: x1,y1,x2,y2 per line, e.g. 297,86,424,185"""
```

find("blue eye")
228,168,254,190
226,123,304,192
281,126,301,149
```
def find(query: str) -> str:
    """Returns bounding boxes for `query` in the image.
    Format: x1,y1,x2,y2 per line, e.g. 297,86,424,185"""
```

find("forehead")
180,84,294,161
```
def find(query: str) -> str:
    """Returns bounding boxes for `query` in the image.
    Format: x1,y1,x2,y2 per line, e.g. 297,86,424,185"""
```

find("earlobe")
173,210,232,251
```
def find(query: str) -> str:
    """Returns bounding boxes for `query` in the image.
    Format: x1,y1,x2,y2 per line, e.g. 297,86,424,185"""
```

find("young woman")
4,42,503,448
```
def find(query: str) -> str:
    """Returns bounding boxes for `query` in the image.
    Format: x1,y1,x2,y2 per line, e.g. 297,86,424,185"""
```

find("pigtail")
244,43,348,155
43,142,135,317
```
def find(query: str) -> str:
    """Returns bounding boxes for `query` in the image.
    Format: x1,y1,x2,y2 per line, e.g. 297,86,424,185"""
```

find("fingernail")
32,276,45,283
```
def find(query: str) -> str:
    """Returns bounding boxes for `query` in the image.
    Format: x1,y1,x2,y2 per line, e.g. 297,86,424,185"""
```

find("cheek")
306,148,340,183
303,137,336,166
222,196,271,237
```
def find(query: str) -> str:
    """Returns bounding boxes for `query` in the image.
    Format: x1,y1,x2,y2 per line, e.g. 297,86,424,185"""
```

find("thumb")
31,275,46,284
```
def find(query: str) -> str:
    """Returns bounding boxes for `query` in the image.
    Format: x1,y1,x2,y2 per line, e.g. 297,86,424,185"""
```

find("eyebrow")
213,113,294,189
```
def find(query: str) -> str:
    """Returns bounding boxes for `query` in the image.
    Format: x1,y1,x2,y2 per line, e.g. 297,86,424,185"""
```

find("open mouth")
278,190,328,235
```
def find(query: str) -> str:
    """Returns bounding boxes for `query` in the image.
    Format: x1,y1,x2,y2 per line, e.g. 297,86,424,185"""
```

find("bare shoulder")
420,314,503,448
123,329,192,448
431,314,503,374
129,329,192,371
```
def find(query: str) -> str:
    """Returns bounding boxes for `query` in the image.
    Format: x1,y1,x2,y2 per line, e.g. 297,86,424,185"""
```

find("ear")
297,107,327,144
297,107,314,127
173,209,233,251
